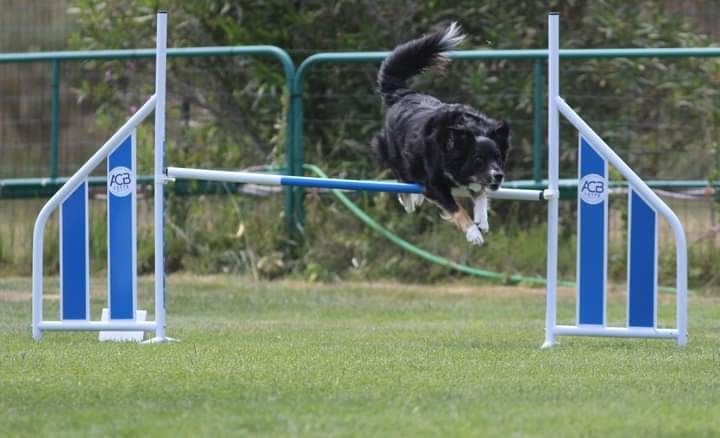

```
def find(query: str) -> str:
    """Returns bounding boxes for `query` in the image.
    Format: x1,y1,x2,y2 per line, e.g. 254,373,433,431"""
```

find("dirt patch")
0,290,31,302
0,290,58,302
164,273,578,299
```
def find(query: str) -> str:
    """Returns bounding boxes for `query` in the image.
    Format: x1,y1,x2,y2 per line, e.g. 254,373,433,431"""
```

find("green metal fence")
2,46,720,234
289,47,720,229
0,46,295,223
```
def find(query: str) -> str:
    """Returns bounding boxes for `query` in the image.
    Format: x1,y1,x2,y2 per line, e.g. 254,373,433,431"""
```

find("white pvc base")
540,340,555,349
98,308,147,342
554,325,679,339
541,325,682,348
141,336,179,344
37,321,158,331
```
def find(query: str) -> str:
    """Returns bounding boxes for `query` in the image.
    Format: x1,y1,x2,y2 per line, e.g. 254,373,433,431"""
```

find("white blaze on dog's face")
451,120,510,191
465,136,506,190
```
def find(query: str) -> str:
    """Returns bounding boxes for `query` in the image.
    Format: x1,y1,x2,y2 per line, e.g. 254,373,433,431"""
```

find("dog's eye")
474,157,483,164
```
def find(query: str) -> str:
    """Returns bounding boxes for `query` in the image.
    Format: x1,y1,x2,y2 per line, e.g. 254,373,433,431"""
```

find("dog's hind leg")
472,192,489,233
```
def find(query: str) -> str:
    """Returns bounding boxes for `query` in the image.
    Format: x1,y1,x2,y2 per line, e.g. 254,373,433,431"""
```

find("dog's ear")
491,120,510,140
491,120,511,161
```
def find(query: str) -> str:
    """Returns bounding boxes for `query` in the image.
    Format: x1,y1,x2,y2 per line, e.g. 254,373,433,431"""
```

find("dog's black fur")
371,23,510,233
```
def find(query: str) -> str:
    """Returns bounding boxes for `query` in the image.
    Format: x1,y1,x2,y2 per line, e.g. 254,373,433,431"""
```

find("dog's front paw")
398,193,424,213
476,221,489,234
465,226,484,246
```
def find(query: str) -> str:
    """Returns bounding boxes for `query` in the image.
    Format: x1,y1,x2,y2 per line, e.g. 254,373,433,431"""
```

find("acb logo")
579,173,606,205
108,166,135,197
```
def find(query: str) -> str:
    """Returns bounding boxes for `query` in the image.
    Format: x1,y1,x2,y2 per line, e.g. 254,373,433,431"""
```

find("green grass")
1,275,719,437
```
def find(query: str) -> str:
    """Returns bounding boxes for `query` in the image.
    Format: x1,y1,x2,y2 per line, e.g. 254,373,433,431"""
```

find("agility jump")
31,12,688,347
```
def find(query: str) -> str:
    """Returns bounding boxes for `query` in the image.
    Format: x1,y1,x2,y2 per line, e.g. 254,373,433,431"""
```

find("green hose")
303,163,573,287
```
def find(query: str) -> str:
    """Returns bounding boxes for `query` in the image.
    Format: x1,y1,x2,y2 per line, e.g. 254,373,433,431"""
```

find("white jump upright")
31,11,169,342
542,13,688,347
150,10,169,344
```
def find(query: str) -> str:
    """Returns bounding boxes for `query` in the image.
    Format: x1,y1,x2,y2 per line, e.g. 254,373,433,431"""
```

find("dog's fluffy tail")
377,22,465,107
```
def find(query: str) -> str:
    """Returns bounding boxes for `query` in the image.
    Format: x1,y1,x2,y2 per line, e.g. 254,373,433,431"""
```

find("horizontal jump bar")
165,167,550,201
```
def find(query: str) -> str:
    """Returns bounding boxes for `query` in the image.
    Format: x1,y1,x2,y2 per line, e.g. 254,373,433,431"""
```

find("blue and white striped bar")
576,135,608,326
107,132,137,321
60,180,89,320
165,167,551,201
628,189,657,328
32,96,158,340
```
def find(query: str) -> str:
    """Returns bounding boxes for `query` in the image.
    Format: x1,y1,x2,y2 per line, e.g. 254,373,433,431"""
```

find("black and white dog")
372,23,510,246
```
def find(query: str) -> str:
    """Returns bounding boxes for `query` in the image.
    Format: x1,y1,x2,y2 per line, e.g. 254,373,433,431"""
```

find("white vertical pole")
542,12,560,348
677,226,688,346
152,10,168,342
31,220,44,340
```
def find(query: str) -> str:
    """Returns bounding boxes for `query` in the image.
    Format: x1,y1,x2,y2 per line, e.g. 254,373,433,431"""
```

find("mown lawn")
1,275,719,437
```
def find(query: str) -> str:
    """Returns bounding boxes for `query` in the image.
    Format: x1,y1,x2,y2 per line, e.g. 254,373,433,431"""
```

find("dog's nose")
492,171,504,183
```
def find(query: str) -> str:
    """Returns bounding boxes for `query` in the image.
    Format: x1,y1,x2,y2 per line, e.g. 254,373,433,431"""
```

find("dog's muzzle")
488,169,504,191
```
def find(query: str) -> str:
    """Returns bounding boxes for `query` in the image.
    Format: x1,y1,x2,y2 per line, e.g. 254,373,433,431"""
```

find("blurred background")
1,0,719,292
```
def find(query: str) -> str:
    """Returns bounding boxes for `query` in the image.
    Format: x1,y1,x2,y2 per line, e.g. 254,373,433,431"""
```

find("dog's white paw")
465,226,484,246
476,221,489,234
398,193,424,213
398,194,415,213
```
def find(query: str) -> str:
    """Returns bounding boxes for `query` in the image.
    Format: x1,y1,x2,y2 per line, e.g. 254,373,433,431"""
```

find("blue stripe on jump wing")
108,134,136,320
578,136,606,325
280,176,423,193
628,190,656,328
61,181,88,320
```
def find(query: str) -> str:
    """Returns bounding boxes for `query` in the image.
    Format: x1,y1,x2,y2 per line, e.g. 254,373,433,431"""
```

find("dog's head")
434,107,510,191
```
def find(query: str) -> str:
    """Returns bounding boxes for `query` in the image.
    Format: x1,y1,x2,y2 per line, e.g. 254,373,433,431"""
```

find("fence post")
533,59,544,183
293,93,305,232
289,69,306,235
50,59,61,179
285,92,297,234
